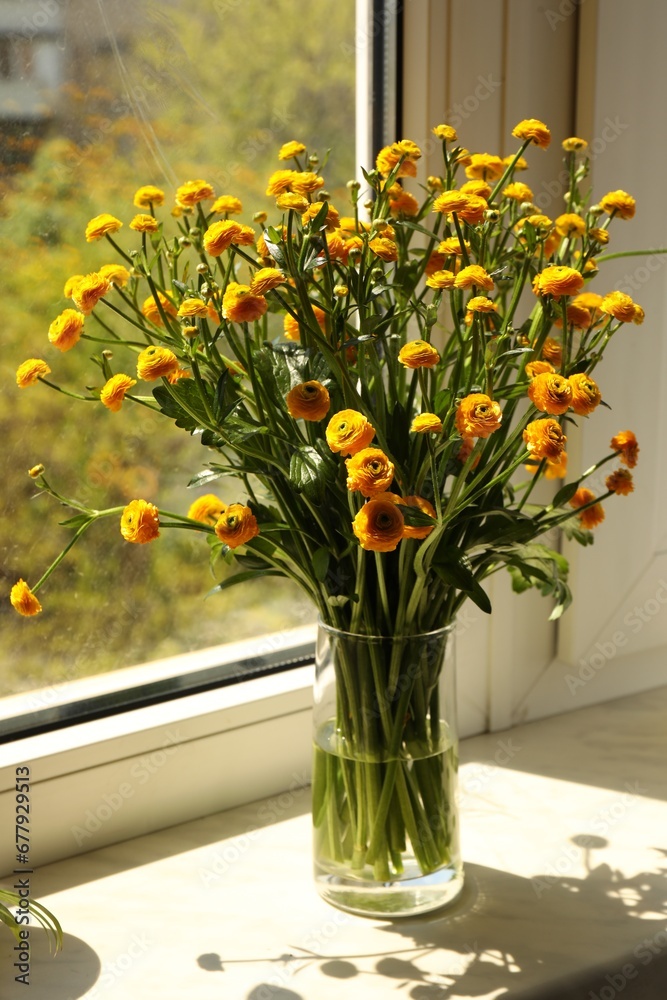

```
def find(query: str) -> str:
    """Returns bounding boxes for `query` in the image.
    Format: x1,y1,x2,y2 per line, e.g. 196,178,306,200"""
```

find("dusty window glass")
1,0,356,697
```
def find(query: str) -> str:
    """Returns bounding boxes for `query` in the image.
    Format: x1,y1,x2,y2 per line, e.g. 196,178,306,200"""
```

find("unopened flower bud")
589,204,603,216
371,218,389,232
484,209,500,223
253,211,268,224
28,464,45,479
188,227,200,238
346,179,361,192
425,303,439,327
363,199,374,211
178,237,191,247
102,350,113,360
196,263,208,274
427,175,444,190
371,267,384,281
318,190,331,201
129,249,139,258
334,284,349,298
308,154,320,168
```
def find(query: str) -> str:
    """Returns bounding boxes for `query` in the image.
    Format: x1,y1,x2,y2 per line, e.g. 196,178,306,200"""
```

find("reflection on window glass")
1,0,355,697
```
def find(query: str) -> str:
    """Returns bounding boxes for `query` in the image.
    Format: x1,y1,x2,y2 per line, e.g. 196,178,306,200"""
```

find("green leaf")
59,513,91,530
263,229,287,268
401,505,436,527
187,468,226,489
312,547,330,583
0,902,20,942
431,546,492,614
289,446,333,503
309,201,330,231
207,569,282,597
552,481,581,507
213,370,240,423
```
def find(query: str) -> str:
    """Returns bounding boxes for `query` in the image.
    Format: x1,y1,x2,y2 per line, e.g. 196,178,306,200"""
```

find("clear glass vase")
312,621,463,918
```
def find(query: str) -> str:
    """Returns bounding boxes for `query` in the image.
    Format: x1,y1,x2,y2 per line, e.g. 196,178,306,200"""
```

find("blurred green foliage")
1,0,355,696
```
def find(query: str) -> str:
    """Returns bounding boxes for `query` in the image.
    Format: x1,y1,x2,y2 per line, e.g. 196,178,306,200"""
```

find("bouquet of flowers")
11,117,648,913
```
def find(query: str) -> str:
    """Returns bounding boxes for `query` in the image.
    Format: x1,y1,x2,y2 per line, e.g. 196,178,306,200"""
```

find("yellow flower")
456,393,502,439
411,413,443,434
502,181,534,202
369,237,398,262
525,360,555,378
278,140,306,160
466,296,497,313
187,494,227,525
388,188,420,217
48,309,85,351
133,185,165,208
64,274,84,298
167,366,191,384
72,273,111,315
554,303,593,330
504,154,528,170
291,171,325,195
85,213,122,242
249,267,286,295
588,227,610,245
326,410,376,455
436,237,471,257
521,213,553,232
541,337,563,366
605,469,634,496
454,264,494,291
599,190,636,220
175,179,215,208
346,448,395,497
136,345,179,381
222,282,268,324
554,213,586,237
562,137,588,152
545,452,567,479
568,373,601,416
203,220,243,256
214,503,259,548
523,418,566,462
211,195,243,215
573,291,604,317
276,192,309,212
532,265,584,298
283,305,327,341
464,153,504,180
16,358,51,388
458,195,488,224
432,190,468,215
398,340,440,368
100,373,137,412
611,430,639,468
98,263,130,287
527,372,573,415
28,464,45,479
286,381,331,421
301,202,340,230
266,169,300,196
633,304,645,325
432,124,458,142
600,291,640,323
512,118,551,149
460,179,492,199
129,213,159,233
401,496,437,540
425,270,456,290
142,292,178,325
177,298,209,318
352,497,405,552
569,488,605,529
120,499,160,544
376,145,417,178
10,579,42,617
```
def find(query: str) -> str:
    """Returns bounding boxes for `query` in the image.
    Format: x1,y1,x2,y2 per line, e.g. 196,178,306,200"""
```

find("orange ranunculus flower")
98,263,130,287
525,360,555,378
411,413,443,433
214,503,259,548
533,265,584,298
72,273,111,315
562,137,588,152
460,179,492,199
600,291,639,323
523,418,566,462
249,267,286,295
134,185,165,208
130,213,159,233
187,494,227,525
521,214,553,234
376,140,420,178
568,373,601,416
456,393,502,439
554,303,592,330
290,171,325,196
222,283,267,324
541,337,563,366
284,305,326,341
599,190,636,220
527,372,573,415
466,296,498,313
203,220,243,256
141,292,178,326
136,345,179,381
286,381,331,421
85,213,122,242
611,430,639,468
120,499,160,544
569,488,605,529
464,153,504,180
346,448,395,497
167,366,191,384
425,269,456,290
16,358,51,388
301,202,340,230
175,179,215,208
100,373,137,412
401,496,437,540
212,195,243,215
368,237,398,262
512,118,551,149
233,224,256,247
322,230,345,261
588,227,610,245
266,169,299,196
352,497,405,552
278,140,306,160
437,236,471,257
458,195,488,225
432,190,469,215
502,181,534,202
64,274,84,298
10,579,42,616
276,192,309,212
326,410,376,456
573,291,603,314
177,298,208,318
454,264,494,291
388,187,419,217
425,250,447,276
545,451,568,479
48,309,85,351
432,123,457,141
398,340,440,368
457,436,480,467
606,469,634,496
554,213,586,237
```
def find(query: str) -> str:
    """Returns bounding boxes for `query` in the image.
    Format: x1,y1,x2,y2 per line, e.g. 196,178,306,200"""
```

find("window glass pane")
2,0,355,699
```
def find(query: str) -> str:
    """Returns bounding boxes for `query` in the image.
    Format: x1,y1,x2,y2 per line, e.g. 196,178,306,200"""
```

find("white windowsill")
2,684,666,998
